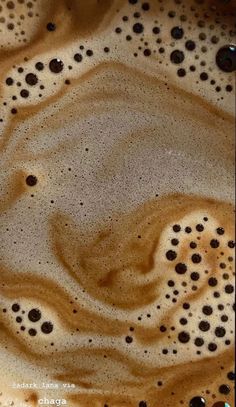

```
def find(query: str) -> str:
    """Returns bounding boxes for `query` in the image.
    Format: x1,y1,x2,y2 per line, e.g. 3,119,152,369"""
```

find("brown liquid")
0,1,235,406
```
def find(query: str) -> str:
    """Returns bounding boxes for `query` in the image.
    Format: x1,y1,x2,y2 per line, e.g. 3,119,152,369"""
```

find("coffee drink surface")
0,0,235,406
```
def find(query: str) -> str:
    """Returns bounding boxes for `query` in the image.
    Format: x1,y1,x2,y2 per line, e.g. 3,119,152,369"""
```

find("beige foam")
0,0,235,406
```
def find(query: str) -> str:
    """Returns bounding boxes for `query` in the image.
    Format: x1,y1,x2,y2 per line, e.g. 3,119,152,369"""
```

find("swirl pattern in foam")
0,0,235,406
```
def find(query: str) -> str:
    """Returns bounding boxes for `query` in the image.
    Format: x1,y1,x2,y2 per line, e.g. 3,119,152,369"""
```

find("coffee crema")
0,0,235,406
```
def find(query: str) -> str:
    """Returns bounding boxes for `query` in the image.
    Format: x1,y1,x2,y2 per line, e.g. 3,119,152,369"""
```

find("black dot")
183,302,190,310
86,50,93,57
225,284,234,294
16,316,22,323
25,73,38,86
219,384,230,395
178,331,190,343
202,305,213,315
125,336,133,344
168,280,175,287
220,262,226,269
49,58,64,73
28,328,37,337
20,89,29,98
153,26,160,34
144,49,151,56
227,371,235,380
210,239,219,248
142,2,150,11
28,308,41,322
139,402,147,407
173,224,181,232
168,10,176,18
194,337,204,347
196,224,204,232
12,303,20,312
171,238,179,246
26,175,37,186
216,45,236,73
170,50,185,64
179,318,188,325
35,62,44,71
129,0,138,3
47,22,56,31
185,40,196,51
166,250,177,261
199,321,210,332
177,68,186,77
226,84,233,92
41,321,53,334
228,240,235,248
216,227,224,235
190,242,197,249
199,33,206,41
115,27,122,34
208,342,217,352
191,272,200,281
190,65,196,72
133,23,144,34
6,77,14,86
208,277,217,287
189,396,206,407
191,254,202,264
160,325,167,332
74,53,83,62
215,326,226,337
171,26,184,39
175,263,187,274
185,226,192,233
221,315,228,322
200,72,208,81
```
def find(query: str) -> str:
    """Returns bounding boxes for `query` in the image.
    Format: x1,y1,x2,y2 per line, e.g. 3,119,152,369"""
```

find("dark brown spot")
178,331,190,343
199,321,210,332
175,263,187,274
41,321,53,334
26,175,37,186
166,250,177,261
25,73,38,86
191,254,202,264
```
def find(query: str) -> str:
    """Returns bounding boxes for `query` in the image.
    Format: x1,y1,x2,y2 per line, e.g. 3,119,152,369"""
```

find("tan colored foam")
0,0,235,406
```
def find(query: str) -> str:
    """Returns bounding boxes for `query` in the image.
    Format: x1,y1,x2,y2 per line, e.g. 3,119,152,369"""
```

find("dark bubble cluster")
113,0,236,87
163,216,235,355
1,0,235,122
0,0,37,45
8,302,54,337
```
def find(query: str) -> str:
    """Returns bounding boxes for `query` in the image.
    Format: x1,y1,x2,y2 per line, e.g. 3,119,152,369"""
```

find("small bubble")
26,175,37,187
25,73,38,86
12,303,20,312
41,321,53,334
47,22,56,31
49,58,64,73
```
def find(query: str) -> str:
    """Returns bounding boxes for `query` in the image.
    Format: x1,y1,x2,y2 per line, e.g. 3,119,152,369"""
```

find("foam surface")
0,1,235,406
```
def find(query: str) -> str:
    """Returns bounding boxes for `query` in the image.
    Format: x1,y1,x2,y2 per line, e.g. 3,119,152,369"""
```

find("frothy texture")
0,0,235,406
